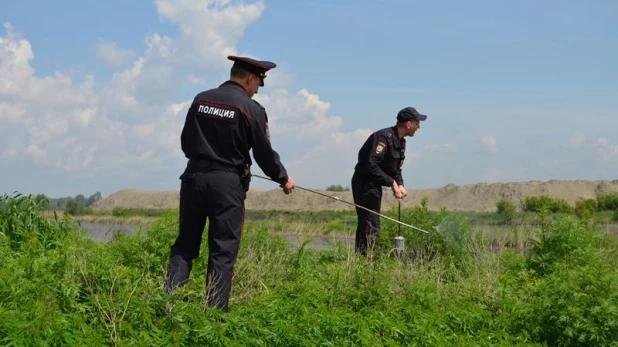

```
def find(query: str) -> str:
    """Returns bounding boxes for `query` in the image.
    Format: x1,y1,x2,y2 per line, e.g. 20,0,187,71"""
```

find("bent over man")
351,106,427,256
164,55,295,312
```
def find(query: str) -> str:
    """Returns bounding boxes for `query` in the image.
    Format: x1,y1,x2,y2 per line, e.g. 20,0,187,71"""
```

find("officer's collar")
391,126,404,147
220,80,251,95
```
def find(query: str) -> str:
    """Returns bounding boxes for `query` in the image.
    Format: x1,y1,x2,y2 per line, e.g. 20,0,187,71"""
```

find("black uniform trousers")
351,171,382,256
164,168,245,312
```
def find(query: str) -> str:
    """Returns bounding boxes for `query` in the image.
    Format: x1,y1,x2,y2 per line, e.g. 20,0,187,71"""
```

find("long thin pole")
398,199,402,237
250,173,429,234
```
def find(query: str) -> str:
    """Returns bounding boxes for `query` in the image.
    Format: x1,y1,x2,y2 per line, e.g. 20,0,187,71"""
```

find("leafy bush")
597,193,618,211
499,217,618,346
496,199,517,223
377,197,469,265
64,199,87,215
573,198,598,219
521,195,572,213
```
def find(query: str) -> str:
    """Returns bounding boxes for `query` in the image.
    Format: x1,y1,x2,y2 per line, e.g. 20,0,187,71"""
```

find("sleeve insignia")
375,142,386,154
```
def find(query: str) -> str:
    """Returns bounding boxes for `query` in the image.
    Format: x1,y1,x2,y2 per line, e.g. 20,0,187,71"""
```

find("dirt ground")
89,179,618,212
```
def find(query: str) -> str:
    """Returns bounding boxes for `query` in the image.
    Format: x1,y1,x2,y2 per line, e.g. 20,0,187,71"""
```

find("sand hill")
90,179,618,212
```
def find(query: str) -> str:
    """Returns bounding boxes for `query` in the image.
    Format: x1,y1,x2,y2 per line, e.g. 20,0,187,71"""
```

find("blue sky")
1,0,617,198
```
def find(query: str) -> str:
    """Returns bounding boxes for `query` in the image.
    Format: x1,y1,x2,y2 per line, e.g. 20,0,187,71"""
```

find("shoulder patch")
195,100,239,123
375,141,386,155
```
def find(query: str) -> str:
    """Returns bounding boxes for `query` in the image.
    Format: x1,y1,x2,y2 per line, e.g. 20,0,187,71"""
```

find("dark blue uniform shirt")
180,80,288,185
353,126,406,187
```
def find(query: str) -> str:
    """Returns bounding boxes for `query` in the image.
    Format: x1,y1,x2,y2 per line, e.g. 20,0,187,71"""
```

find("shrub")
64,199,87,215
499,217,618,346
597,193,618,211
496,199,516,223
573,198,598,219
377,197,469,265
521,196,572,213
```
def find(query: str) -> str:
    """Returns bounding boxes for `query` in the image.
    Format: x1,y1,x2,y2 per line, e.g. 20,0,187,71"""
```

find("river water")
76,221,354,250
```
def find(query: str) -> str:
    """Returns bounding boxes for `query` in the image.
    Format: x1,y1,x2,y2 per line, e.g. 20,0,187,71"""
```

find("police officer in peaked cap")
164,55,296,312
351,106,427,256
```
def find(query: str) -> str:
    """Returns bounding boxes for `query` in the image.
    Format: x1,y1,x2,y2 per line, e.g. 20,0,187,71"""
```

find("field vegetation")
2,192,618,346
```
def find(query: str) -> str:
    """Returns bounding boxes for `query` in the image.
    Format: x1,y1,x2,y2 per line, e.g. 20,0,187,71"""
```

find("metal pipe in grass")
251,173,430,234
394,199,406,255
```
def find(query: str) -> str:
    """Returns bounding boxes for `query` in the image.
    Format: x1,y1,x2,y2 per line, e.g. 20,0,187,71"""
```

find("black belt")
187,159,240,174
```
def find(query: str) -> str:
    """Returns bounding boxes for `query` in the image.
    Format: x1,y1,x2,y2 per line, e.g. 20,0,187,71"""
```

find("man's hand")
281,176,295,194
399,185,408,198
392,181,403,199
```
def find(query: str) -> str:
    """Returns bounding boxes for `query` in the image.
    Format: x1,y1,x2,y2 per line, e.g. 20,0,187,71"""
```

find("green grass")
83,207,171,218
2,193,618,346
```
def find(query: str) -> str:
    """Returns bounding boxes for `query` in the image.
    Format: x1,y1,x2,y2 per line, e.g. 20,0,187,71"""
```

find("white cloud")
254,89,341,141
0,0,266,181
25,144,46,162
481,135,499,154
95,41,135,66
596,137,618,162
153,0,265,70
2,2,617,196
0,1,373,193
250,88,374,187
563,131,586,149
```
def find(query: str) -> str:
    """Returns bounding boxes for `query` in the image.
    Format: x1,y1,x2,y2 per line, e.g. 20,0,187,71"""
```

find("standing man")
351,106,427,256
164,55,295,312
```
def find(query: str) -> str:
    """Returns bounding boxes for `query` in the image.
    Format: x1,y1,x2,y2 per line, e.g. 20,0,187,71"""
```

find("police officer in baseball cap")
164,54,295,312
396,106,427,122
351,106,427,256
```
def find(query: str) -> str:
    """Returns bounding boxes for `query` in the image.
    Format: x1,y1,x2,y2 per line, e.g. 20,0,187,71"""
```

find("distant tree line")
31,192,103,215
325,184,350,192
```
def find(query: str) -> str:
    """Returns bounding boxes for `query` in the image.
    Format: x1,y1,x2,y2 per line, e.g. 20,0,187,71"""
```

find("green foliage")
499,217,618,346
0,193,74,251
377,197,472,265
34,191,103,210
522,195,573,213
496,199,517,223
64,199,88,216
325,184,350,191
597,193,618,211
1,193,618,346
574,198,598,219
110,207,167,217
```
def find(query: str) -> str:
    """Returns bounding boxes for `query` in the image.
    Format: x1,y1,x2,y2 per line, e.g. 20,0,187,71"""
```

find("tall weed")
499,217,618,346
1,194,618,346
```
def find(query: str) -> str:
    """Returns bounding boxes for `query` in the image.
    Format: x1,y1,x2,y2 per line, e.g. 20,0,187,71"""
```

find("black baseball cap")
397,107,427,122
227,55,276,86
